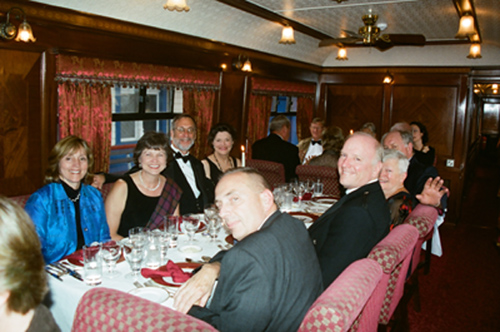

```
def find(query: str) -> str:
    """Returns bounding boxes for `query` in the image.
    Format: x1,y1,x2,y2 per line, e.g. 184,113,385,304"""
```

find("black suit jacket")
164,155,214,215
189,211,323,332
405,156,447,209
308,181,391,286
252,133,300,182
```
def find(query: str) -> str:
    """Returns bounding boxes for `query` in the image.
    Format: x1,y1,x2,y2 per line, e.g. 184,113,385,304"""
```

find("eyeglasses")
174,127,196,134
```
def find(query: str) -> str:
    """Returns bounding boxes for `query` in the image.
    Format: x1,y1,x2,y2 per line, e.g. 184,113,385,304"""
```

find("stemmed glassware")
206,207,222,242
293,181,307,209
101,240,121,278
121,238,146,280
183,215,201,244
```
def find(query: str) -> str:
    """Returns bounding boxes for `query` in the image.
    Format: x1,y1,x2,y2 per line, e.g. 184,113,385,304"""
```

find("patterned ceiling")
31,0,500,67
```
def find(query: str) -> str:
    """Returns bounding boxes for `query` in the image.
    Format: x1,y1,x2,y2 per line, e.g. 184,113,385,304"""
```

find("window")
269,96,298,145
110,86,183,173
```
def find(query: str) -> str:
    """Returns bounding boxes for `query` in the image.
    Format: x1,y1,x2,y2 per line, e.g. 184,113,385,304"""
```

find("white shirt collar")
345,179,378,195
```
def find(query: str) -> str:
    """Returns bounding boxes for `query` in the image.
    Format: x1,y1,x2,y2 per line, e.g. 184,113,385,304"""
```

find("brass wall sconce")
467,43,482,59
0,7,36,42
163,0,190,12
383,71,394,84
336,46,348,61
233,54,252,72
456,13,475,38
279,25,296,44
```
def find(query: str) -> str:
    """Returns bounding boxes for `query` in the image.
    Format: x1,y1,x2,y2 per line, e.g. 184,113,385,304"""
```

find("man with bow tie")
165,114,214,215
297,118,325,164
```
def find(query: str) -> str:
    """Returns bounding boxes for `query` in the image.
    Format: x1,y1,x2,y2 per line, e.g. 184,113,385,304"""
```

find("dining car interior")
1,0,499,331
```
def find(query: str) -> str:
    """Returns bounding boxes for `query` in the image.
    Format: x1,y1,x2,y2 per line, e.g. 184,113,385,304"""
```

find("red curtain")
247,94,273,158
183,89,216,159
58,82,112,173
297,97,314,140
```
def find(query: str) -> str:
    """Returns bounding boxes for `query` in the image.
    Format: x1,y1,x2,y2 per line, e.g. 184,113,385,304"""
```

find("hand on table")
416,176,449,208
173,261,221,314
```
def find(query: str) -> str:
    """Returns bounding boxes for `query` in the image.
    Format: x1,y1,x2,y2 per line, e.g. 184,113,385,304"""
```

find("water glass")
145,229,167,269
129,227,146,249
281,192,294,212
122,238,146,280
183,215,201,244
83,242,102,286
101,240,121,278
313,180,324,197
207,215,222,242
166,216,180,248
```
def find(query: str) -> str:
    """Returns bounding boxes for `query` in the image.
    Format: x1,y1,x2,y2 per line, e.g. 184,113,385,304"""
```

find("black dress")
118,174,159,237
413,146,436,167
387,191,416,230
204,156,237,185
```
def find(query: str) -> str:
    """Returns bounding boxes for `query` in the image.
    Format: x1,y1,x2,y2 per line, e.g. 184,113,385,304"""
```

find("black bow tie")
311,140,321,146
174,152,190,163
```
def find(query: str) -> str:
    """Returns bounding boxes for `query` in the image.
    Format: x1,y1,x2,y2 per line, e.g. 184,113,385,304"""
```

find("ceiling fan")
319,12,426,51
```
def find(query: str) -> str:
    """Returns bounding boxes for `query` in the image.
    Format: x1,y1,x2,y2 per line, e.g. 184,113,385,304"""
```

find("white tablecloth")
48,229,230,332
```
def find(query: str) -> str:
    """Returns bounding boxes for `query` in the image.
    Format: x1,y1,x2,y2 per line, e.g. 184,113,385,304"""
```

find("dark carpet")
408,156,500,331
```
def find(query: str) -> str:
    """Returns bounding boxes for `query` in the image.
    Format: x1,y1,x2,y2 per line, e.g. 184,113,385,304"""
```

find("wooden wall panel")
325,84,385,139
391,85,458,160
0,50,43,196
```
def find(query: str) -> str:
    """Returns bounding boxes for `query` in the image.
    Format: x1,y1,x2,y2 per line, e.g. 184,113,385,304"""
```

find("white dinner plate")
315,198,338,205
179,245,202,254
128,287,170,303
293,214,313,224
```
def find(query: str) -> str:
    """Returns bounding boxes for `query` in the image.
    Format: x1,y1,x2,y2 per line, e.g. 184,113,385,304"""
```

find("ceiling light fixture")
0,7,36,42
163,0,190,12
467,43,482,59
456,14,475,38
336,46,348,61
279,25,296,44
233,54,252,72
383,71,394,84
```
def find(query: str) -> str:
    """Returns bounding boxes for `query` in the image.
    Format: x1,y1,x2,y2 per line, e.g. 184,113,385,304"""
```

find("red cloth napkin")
293,192,312,202
141,261,193,283
63,249,83,261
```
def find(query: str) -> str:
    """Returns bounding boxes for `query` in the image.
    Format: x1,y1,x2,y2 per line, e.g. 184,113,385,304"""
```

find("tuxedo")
252,133,300,182
308,181,391,286
189,211,323,332
164,155,214,215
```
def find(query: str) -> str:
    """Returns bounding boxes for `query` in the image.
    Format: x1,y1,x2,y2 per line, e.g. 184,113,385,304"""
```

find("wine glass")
121,238,146,280
293,181,307,209
183,215,201,244
207,215,222,242
102,240,121,278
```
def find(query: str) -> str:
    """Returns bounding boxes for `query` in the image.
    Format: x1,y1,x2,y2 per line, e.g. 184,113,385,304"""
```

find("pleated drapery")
247,94,273,157
56,54,220,170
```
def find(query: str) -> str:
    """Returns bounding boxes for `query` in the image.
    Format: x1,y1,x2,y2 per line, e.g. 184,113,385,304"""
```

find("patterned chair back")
71,288,218,332
352,224,419,330
247,159,285,187
100,183,113,202
9,194,31,208
295,165,341,198
298,259,383,332
403,204,438,275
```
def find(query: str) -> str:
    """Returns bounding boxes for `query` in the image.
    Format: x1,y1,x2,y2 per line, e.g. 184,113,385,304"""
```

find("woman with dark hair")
201,123,242,185
24,136,110,264
0,196,60,332
105,131,181,240
410,121,436,167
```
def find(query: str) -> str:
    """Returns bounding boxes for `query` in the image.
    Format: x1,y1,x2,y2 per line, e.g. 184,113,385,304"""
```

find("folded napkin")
63,250,83,263
141,261,193,283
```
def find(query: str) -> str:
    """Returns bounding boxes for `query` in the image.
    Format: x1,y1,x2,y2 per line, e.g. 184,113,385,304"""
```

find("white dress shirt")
171,145,201,198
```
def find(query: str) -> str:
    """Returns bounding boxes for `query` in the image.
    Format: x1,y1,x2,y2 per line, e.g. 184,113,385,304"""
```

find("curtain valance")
56,55,220,90
251,77,316,98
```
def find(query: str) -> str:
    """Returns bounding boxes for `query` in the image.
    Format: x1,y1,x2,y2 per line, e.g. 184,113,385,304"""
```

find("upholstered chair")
298,258,383,332
247,159,286,187
295,165,341,197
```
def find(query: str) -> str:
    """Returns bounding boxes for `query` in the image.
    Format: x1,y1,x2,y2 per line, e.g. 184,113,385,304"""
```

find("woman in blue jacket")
25,136,110,264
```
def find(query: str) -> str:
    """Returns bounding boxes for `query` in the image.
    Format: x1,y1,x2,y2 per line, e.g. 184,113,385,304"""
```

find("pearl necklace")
139,170,161,191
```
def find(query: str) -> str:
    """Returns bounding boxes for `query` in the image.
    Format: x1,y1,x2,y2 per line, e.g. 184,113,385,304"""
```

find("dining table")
46,198,337,332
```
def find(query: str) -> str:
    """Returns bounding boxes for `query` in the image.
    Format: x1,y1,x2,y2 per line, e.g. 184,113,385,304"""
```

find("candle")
241,145,246,167
349,129,354,135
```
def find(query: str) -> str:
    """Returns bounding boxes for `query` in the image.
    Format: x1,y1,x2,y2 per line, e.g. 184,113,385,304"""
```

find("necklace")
139,170,161,191
70,192,80,203
213,153,234,172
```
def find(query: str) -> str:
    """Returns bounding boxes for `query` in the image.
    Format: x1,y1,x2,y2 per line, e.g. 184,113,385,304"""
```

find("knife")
45,268,63,282
55,262,84,282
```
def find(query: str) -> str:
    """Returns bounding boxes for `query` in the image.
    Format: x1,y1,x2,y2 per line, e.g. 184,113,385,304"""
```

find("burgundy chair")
352,224,419,331
298,258,383,332
100,183,113,202
295,165,341,198
247,159,285,187
9,194,31,208
72,288,218,332
402,204,438,312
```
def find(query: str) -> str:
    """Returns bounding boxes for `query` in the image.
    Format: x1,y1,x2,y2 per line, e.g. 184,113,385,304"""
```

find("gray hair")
381,130,414,147
360,122,376,135
269,115,291,132
382,149,409,173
